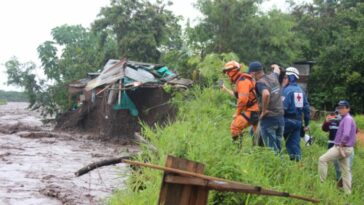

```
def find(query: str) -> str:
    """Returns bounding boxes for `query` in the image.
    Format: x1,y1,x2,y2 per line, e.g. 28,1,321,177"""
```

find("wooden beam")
158,155,209,205
123,159,320,204
164,175,208,187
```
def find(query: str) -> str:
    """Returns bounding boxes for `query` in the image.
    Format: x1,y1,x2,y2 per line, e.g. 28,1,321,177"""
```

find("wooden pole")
122,159,320,204
75,156,132,177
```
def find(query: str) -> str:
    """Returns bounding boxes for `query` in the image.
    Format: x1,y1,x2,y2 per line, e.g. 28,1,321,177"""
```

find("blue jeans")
260,123,284,153
284,119,302,161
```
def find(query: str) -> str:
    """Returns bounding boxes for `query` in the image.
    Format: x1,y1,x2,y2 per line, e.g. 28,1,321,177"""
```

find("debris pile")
56,59,192,140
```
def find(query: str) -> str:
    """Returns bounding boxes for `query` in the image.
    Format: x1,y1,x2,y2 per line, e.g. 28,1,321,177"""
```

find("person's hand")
304,126,309,131
260,110,270,119
339,145,346,158
271,64,280,75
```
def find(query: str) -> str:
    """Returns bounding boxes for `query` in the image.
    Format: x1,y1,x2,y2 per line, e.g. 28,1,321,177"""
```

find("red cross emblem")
297,94,302,102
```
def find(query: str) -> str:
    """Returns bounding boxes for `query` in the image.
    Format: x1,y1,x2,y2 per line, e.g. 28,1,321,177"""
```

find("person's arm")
260,89,270,118
235,80,250,116
282,90,291,112
221,84,235,97
340,118,352,146
303,94,310,128
322,120,330,132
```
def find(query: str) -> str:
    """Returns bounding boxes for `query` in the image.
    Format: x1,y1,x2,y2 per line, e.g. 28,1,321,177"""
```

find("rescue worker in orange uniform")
222,61,260,142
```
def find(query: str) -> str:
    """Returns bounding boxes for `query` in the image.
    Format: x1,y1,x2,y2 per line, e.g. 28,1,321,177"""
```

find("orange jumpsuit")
230,73,260,138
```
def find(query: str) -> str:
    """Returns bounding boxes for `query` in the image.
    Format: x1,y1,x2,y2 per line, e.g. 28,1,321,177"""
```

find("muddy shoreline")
0,102,138,205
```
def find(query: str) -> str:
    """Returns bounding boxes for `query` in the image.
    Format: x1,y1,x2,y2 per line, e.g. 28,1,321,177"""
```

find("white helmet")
286,67,300,79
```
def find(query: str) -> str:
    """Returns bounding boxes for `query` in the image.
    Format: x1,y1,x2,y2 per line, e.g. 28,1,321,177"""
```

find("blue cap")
248,61,263,73
337,100,350,108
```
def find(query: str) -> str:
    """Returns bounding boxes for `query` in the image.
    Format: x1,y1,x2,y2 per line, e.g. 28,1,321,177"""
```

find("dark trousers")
284,118,302,161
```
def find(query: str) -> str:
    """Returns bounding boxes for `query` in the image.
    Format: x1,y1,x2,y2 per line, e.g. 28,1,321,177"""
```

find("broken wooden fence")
76,155,320,204
125,156,320,204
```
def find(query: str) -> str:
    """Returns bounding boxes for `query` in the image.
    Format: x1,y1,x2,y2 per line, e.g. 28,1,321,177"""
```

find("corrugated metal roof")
84,59,177,91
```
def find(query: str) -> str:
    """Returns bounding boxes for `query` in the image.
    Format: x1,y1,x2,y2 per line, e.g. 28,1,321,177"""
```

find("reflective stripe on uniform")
238,93,249,97
329,125,338,130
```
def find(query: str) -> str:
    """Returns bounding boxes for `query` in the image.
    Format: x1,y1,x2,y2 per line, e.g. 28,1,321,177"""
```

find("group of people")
221,61,357,194
221,61,309,159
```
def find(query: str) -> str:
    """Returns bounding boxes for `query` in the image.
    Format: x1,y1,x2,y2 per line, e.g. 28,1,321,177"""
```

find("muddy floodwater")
0,102,138,205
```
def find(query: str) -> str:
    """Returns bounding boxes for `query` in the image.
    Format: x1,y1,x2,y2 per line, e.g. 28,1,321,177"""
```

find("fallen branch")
75,133,157,177
75,156,133,177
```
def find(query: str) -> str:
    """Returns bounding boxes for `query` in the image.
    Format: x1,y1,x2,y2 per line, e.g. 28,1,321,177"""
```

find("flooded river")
0,102,138,205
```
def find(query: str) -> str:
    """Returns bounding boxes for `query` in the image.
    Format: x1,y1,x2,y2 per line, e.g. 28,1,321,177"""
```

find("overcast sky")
0,0,304,91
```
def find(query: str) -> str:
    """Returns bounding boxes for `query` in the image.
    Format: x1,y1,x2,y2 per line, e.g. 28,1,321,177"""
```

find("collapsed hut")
56,59,192,140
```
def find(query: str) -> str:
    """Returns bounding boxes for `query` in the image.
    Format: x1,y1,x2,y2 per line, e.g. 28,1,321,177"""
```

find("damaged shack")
56,59,192,140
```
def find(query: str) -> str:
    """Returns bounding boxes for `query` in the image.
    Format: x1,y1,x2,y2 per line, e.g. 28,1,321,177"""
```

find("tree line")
5,0,364,115
0,90,27,102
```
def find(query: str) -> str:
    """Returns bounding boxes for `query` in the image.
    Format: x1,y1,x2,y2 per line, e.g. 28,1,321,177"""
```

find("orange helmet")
223,61,240,73
223,61,241,82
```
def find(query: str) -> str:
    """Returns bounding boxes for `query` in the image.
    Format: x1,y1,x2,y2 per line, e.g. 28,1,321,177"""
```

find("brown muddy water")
0,102,138,205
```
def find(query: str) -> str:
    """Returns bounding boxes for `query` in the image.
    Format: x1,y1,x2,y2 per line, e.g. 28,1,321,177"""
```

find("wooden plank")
190,163,209,205
164,175,256,192
164,175,207,186
157,156,209,205
124,159,258,189
158,156,173,205
179,160,195,205
164,157,186,205
163,175,321,204
124,159,320,204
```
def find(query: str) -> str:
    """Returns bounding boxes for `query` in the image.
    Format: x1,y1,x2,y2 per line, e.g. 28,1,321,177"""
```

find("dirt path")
357,130,364,148
0,102,138,205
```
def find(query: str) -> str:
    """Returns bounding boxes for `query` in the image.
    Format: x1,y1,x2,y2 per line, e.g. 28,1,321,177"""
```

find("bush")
108,87,364,205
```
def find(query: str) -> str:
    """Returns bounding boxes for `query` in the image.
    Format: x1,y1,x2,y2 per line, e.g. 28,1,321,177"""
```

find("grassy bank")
0,99,7,105
109,87,364,205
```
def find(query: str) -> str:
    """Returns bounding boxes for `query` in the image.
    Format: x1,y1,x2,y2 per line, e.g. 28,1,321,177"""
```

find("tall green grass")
354,115,364,130
0,99,7,105
109,87,364,205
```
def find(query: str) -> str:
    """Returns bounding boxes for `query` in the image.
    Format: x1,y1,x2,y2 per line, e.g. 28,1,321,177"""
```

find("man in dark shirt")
322,111,341,149
248,61,284,153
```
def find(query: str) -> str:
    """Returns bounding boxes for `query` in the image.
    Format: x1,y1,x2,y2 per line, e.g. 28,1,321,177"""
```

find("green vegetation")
0,99,7,105
3,1,364,203
108,87,364,205
5,0,364,115
5,0,182,116
354,115,364,130
0,90,27,102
